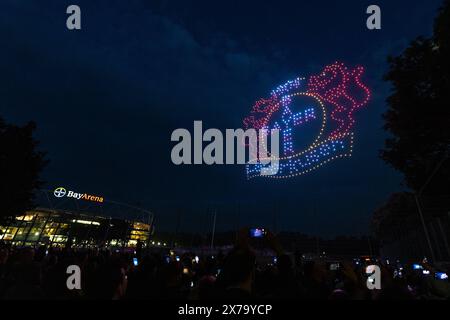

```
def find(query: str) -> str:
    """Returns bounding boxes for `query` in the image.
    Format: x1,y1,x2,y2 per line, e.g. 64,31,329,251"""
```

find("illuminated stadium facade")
0,188,157,248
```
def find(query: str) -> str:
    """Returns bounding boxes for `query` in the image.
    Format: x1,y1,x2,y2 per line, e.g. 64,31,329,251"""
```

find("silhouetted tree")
0,117,48,223
381,0,450,194
371,192,416,240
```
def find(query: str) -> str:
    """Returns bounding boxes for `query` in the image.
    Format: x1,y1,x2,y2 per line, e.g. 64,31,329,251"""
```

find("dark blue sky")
0,0,443,236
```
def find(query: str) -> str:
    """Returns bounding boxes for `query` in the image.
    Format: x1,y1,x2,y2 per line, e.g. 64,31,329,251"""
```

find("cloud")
0,0,287,207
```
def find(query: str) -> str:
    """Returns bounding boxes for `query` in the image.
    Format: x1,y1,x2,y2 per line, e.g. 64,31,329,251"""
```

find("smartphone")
413,264,423,270
183,267,189,275
133,257,139,266
249,228,266,238
435,272,448,280
330,263,340,271
194,256,199,264
176,256,180,262
422,270,430,275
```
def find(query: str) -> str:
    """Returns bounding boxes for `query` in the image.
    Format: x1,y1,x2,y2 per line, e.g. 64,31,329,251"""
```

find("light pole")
414,194,435,262
414,157,447,262
210,210,217,249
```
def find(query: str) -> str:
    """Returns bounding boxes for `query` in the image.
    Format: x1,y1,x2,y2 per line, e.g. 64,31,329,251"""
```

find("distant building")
0,207,155,248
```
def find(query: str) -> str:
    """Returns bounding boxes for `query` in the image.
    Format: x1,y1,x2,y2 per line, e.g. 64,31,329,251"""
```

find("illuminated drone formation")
243,62,371,179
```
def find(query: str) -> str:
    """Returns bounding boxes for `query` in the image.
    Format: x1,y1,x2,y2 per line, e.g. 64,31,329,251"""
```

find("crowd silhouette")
0,229,449,300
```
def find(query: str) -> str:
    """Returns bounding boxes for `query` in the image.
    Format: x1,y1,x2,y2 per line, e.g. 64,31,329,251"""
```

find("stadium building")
0,188,157,248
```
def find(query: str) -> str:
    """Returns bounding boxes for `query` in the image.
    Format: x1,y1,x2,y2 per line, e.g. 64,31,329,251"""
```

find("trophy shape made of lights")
243,62,371,179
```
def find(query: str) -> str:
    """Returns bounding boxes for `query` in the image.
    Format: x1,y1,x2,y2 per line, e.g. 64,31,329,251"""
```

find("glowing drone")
243,62,371,179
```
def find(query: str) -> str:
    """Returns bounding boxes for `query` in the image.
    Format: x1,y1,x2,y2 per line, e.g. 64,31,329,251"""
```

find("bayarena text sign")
53,187,104,203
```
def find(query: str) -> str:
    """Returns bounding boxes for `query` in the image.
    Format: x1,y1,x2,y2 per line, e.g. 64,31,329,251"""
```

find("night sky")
0,0,443,236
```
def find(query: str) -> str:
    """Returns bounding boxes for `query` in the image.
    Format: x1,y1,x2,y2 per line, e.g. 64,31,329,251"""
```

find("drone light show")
243,62,371,179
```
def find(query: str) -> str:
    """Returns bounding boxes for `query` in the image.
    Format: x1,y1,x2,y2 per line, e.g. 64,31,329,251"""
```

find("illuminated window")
16,215,35,221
